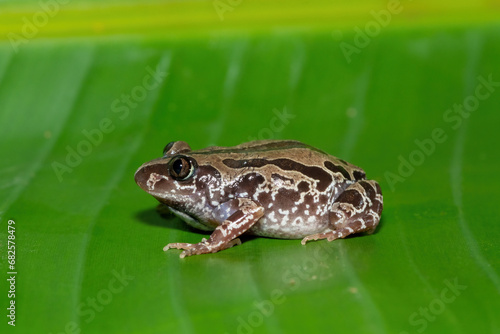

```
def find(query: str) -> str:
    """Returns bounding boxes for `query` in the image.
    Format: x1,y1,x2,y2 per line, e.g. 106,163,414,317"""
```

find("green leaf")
1,1,499,333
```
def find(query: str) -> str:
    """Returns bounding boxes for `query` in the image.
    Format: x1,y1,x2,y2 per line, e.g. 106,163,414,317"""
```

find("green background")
1,0,499,333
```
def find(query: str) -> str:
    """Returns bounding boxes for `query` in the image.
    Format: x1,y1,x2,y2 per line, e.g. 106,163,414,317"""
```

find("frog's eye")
168,156,196,181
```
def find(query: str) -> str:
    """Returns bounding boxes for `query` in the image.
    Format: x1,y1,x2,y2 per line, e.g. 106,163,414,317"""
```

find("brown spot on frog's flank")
353,170,366,181
297,181,310,193
359,180,376,199
302,192,317,208
338,189,363,210
324,161,351,180
277,187,301,203
232,173,265,195
257,191,272,206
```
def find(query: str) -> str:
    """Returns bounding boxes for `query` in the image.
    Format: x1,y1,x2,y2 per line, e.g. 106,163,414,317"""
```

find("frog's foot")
301,228,353,245
164,238,242,258
301,180,383,245
164,198,264,258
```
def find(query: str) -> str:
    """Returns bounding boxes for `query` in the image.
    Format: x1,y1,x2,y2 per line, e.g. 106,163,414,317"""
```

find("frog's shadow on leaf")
134,207,207,234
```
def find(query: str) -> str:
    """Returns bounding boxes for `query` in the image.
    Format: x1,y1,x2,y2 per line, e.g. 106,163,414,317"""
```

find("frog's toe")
163,242,194,251
164,242,213,258
302,228,353,245
178,242,212,258
179,249,193,259
301,234,321,245
224,238,242,249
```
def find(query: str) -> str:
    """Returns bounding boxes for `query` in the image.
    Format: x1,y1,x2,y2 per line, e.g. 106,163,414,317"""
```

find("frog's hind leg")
301,180,383,245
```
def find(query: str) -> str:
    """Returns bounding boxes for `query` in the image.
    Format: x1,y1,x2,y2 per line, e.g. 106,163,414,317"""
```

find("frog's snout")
135,163,171,195
134,164,149,191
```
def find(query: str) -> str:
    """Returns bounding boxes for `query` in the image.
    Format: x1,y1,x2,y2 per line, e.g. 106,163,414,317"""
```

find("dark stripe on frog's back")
222,158,333,192
324,160,366,181
191,140,326,156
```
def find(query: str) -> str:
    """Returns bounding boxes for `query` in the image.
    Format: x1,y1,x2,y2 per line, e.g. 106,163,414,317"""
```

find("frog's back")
193,140,366,182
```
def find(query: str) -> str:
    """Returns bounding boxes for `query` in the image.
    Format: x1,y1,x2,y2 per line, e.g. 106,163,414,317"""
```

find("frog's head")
135,141,213,210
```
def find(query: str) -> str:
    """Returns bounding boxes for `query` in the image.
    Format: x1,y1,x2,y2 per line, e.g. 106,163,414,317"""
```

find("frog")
134,140,383,258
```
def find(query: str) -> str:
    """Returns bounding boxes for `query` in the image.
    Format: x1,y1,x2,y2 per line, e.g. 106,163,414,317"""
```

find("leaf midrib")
0,0,498,41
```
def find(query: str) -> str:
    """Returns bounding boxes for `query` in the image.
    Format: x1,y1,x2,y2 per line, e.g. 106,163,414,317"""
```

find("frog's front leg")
164,198,264,258
301,180,383,245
